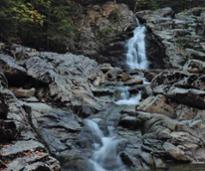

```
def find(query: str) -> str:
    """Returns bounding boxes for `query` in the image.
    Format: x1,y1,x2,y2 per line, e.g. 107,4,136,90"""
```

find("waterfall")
115,87,141,106
84,22,149,171
84,119,126,171
126,25,149,70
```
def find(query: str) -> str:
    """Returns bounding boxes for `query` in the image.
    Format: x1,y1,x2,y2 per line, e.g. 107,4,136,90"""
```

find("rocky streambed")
0,5,205,171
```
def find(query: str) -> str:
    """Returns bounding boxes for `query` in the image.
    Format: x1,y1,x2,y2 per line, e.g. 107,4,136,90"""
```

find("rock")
170,131,201,147
123,78,143,86
100,63,113,73
119,115,139,130
10,44,39,60
105,67,122,81
150,69,205,110
167,87,205,109
183,59,205,73
76,1,136,67
151,71,188,88
21,52,102,113
0,42,5,52
144,114,177,133
138,95,176,118
186,48,205,61
152,70,205,91
0,54,26,76
0,140,44,157
141,152,154,166
0,70,60,170
163,142,191,161
0,98,8,119
175,104,201,121
6,156,60,171
138,7,205,68
0,120,17,142
24,56,55,84
25,101,82,163
11,87,36,98
153,157,166,168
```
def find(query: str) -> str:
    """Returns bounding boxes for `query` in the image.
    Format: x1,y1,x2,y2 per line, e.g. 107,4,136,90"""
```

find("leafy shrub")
0,0,81,52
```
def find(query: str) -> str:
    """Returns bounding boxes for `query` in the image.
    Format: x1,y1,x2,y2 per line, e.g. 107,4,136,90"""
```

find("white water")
126,26,149,70
85,119,125,171
115,86,142,106
115,93,141,106
85,24,149,171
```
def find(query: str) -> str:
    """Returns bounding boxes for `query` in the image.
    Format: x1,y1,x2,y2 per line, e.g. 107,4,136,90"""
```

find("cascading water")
126,25,149,70
115,23,149,105
84,22,149,171
84,119,126,171
115,86,142,106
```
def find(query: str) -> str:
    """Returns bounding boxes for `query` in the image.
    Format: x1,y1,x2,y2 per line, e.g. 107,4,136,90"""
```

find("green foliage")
136,0,159,10
11,2,45,25
0,0,81,52
118,0,204,12
96,26,115,41
109,8,122,23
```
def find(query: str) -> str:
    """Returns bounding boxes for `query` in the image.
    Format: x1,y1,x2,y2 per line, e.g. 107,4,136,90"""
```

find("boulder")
0,73,60,171
138,95,175,118
163,142,191,161
183,59,205,73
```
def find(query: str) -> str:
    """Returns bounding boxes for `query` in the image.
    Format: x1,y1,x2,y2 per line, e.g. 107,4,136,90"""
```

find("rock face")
0,40,205,171
0,71,60,171
76,1,136,67
137,7,205,68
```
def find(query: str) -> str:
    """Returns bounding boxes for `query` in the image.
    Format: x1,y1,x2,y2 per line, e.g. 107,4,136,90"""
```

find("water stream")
85,119,126,171
126,25,149,70
85,24,149,171
115,86,141,106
